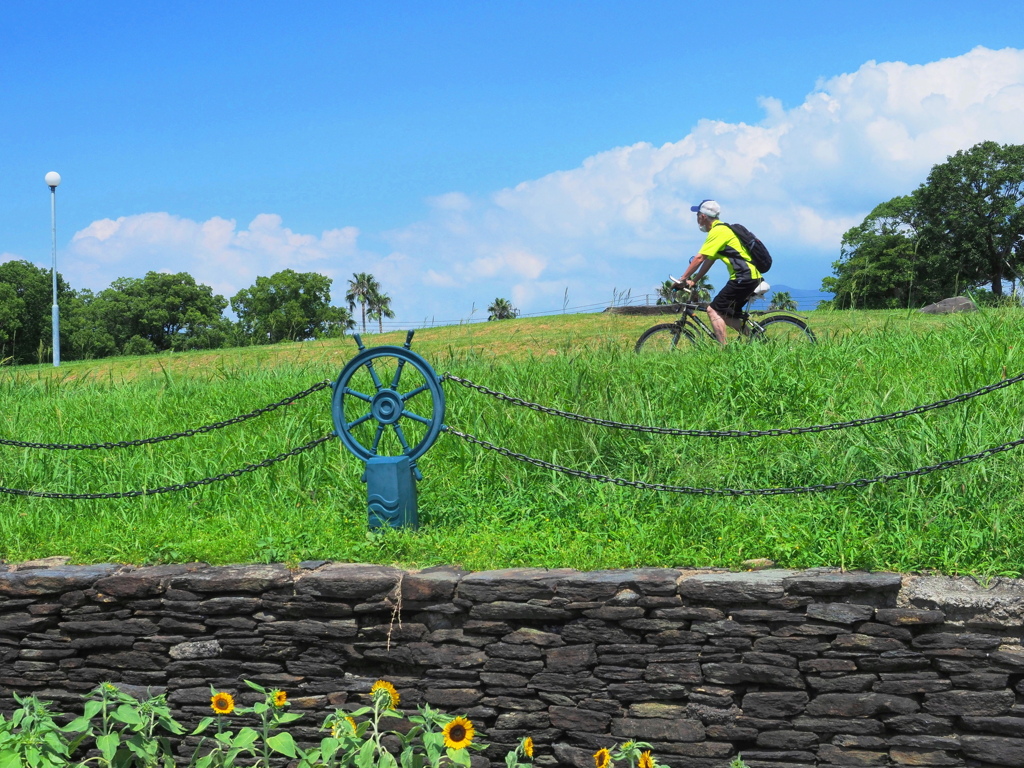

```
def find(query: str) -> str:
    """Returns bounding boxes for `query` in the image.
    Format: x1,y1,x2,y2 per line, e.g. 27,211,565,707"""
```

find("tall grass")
1,308,1023,576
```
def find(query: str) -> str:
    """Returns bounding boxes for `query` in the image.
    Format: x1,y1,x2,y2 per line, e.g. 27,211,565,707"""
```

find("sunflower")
271,690,287,708
370,679,400,709
521,736,534,759
638,751,654,768
210,692,235,715
594,748,611,768
442,716,475,750
332,715,358,738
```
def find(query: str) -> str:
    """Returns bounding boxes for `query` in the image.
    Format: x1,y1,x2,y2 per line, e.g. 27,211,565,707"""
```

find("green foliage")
0,680,532,768
0,259,72,364
0,282,25,353
917,141,1024,297
656,276,714,305
63,682,184,767
487,298,518,320
599,740,663,768
233,269,350,344
87,272,230,355
121,336,158,356
825,142,1024,308
367,289,396,334
0,692,79,768
346,273,381,334
768,291,797,312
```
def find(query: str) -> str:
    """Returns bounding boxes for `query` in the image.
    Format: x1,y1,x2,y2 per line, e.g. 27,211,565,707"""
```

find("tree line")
822,141,1024,309
0,265,395,365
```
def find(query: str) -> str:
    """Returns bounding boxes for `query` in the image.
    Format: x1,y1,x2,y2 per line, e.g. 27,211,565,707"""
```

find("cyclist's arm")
679,254,712,287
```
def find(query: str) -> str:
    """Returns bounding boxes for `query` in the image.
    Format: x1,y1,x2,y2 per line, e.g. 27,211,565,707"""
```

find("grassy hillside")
2,306,1023,576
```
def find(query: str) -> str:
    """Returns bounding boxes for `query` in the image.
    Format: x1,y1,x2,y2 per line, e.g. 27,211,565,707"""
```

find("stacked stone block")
1,562,1023,768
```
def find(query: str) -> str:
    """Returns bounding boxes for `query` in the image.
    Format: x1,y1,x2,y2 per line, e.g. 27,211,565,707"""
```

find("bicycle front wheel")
754,315,816,345
634,323,697,353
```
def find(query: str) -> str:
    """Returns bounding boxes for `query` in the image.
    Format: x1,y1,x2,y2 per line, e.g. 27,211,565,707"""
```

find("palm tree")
693,276,715,302
487,298,518,320
655,281,683,305
346,272,380,333
656,276,714,305
769,291,797,312
367,289,395,334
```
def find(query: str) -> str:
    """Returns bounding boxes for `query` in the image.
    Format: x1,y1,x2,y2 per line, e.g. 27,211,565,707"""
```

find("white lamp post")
45,171,61,366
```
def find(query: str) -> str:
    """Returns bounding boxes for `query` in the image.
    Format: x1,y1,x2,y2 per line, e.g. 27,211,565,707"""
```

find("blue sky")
2,1,1023,325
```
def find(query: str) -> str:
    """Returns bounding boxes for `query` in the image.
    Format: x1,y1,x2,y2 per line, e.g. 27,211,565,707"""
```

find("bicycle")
634,282,815,353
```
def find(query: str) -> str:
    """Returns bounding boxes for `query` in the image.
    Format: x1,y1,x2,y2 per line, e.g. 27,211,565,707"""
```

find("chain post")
332,334,444,530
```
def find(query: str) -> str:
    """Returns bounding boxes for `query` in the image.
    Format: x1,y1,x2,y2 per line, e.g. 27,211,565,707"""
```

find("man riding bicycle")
672,199,763,345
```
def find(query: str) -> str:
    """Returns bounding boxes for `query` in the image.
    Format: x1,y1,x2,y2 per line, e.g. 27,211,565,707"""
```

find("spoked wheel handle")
331,332,446,476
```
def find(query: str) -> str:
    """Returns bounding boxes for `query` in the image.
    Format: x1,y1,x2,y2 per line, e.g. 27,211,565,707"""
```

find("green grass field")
2,306,1023,576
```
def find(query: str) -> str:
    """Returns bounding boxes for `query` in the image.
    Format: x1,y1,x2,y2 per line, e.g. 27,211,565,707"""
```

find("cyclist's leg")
706,305,738,343
708,279,760,343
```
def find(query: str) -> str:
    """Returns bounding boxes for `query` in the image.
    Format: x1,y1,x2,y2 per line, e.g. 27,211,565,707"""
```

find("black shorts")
710,278,762,318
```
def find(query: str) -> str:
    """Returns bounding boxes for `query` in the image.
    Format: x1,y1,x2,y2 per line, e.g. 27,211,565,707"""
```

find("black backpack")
725,223,772,274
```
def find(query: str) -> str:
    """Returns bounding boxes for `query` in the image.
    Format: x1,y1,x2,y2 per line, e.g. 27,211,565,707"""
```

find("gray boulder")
919,297,978,314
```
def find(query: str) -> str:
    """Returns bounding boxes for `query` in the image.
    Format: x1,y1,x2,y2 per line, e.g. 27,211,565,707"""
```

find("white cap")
690,199,721,218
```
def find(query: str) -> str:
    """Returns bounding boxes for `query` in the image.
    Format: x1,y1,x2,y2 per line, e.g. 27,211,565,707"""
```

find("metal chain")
443,371,1024,438
443,425,1024,496
0,433,336,499
0,380,333,451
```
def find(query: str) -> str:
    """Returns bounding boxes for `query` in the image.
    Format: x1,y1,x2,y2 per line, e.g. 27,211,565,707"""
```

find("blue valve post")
333,333,442,531
363,455,418,530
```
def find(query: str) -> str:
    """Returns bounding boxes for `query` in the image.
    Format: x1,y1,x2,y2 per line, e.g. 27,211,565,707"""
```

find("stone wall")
2,561,1024,768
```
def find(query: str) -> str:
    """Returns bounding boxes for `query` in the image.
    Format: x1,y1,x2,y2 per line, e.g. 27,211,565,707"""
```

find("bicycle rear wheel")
634,323,697,353
753,314,816,345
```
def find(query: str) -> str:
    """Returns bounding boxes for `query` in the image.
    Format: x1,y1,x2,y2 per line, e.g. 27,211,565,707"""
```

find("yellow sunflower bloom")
345,715,358,733
370,679,400,709
638,751,655,768
210,692,235,715
272,690,287,708
442,716,475,750
594,747,611,768
522,736,535,759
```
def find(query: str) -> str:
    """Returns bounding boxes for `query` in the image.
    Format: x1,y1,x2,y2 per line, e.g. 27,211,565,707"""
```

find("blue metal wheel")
331,340,445,467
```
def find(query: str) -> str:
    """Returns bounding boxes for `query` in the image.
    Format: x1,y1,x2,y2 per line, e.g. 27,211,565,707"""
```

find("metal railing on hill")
366,289,830,331
2,334,1021,509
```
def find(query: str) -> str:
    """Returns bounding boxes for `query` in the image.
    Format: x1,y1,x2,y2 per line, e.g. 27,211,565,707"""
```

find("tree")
822,142,1024,308
63,289,117,360
487,298,518,320
231,269,348,344
657,276,713,304
768,291,797,312
367,289,395,334
0,282,24,358
822,195,927,309
0,259,73,364
346,272,381,333
915,141,1024,298
89,271,229,353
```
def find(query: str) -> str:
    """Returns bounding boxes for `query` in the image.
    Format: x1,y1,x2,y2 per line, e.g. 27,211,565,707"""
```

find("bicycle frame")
671,291,763,341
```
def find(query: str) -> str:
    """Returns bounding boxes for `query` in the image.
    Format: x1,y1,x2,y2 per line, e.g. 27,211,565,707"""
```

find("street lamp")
45,171,61,366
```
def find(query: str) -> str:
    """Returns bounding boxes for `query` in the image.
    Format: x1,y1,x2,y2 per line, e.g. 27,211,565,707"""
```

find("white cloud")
67,212,361,301
379,46,1024,318
52,46,1024,323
